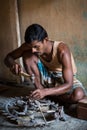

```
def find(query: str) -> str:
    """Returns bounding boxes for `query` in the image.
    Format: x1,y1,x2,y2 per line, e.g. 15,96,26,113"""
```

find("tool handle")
20,71,31,77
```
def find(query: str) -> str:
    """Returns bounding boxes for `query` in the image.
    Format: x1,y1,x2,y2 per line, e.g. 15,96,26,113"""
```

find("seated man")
4,23,86,103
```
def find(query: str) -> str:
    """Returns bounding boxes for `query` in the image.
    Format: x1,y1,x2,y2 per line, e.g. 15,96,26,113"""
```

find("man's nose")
32,48,37,53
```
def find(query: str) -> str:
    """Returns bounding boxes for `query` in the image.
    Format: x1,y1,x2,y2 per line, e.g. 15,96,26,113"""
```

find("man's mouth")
33,52,41,56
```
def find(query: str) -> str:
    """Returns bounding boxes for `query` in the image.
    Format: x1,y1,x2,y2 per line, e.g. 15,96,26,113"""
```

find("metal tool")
35,100,47,124
20,71,35,85
20,71,31,77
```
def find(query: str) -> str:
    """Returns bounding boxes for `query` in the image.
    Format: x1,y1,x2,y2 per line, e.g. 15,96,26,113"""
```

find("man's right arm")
4,43,29,75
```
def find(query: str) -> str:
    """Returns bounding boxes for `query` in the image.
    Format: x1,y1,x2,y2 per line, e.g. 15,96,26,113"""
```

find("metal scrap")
0,96,66,127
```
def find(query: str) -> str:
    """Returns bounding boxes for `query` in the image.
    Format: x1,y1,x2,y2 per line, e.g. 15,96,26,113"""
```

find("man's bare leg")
48,87,86,104
22,52,43,89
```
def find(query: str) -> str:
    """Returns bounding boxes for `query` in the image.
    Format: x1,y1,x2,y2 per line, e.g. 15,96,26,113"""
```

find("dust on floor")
0,83,87,130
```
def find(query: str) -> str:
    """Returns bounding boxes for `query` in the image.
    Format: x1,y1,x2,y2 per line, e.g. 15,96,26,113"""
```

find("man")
4,23,86,103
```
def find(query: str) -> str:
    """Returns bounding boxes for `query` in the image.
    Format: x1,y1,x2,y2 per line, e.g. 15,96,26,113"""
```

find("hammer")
20,71,35,84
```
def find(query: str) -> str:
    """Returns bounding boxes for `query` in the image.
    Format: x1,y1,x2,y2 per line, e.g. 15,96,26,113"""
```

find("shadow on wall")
70,37,87,89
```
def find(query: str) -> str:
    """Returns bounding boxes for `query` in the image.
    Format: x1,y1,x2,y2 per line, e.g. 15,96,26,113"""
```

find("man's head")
24,24,48,43
24,24,48,55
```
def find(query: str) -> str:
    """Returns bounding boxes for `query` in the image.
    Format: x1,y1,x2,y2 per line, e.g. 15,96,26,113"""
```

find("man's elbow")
4,54,9,66
67,81,73,91
4,54,13,67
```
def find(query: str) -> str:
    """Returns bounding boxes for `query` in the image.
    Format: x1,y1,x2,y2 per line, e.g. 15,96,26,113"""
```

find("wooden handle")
20,71,31,77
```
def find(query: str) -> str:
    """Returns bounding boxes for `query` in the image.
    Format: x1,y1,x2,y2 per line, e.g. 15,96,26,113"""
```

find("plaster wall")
0,0,20,82
0,0,87,88
18,0,87,88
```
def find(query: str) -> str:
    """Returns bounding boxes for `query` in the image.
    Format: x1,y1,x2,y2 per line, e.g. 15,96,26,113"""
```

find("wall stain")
83,11,87,19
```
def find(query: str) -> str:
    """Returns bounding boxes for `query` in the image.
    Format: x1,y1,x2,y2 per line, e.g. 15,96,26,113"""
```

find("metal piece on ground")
35,100,47,124
0,96,66,127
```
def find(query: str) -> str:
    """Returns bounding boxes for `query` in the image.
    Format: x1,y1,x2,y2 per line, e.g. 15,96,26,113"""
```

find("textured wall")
0,0,20,81
0,0,87,88
18,0,87,88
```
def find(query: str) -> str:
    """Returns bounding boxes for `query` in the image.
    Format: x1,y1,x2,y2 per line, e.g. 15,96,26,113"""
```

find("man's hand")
10,63,22,75
31,89,47,100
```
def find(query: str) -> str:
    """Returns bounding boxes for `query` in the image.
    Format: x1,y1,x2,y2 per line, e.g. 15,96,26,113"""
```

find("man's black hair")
24,24,48,43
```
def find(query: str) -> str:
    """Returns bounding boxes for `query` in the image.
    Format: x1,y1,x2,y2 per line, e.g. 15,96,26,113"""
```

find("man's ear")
43,37,48,43
45,37,48,41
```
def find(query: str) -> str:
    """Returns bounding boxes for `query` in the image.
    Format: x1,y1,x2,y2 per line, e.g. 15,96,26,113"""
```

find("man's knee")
23,54,38,65
71,87,85,102
22,53,39,74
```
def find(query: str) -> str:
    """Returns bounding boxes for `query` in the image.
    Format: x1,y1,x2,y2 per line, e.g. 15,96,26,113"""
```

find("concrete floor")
0,82,87,130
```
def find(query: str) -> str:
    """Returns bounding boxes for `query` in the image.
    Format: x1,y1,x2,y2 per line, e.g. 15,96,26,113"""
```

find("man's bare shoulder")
57,41,70,54
57,41,71,63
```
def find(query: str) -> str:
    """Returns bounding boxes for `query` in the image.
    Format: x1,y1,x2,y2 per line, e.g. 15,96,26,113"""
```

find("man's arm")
31,43,73,99
4,43,29,74
46,43,73,95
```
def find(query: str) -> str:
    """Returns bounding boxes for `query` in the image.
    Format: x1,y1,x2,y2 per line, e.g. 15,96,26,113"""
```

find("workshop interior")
0,0,87,129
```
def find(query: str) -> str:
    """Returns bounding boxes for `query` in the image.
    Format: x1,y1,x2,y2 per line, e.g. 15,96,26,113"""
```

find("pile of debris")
0,96,66,127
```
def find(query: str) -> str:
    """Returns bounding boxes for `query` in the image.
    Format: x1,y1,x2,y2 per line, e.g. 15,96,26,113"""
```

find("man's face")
29,40,44,56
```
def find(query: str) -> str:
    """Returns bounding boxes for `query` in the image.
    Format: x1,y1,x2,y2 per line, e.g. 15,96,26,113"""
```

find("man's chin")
37,53,42,56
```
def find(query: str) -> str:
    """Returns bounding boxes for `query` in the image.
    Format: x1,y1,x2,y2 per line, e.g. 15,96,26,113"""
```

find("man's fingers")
15,64,19,74
31,90,40,99
33,94,40,99
31,91,38,97
10,65,16,74
15,63,22,74
31,93,40,99
32,89,39,95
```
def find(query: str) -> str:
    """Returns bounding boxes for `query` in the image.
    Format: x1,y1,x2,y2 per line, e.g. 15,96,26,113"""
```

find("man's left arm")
31,43,73,99
44,43,73,96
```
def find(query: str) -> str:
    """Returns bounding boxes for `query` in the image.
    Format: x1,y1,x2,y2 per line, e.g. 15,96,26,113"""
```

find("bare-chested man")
4,24,86,103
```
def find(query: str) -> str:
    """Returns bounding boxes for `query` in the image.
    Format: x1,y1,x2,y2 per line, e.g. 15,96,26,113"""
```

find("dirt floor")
0,81,87,130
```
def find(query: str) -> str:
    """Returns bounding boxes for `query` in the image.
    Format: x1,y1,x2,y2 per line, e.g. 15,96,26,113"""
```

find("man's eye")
34,46,40,49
